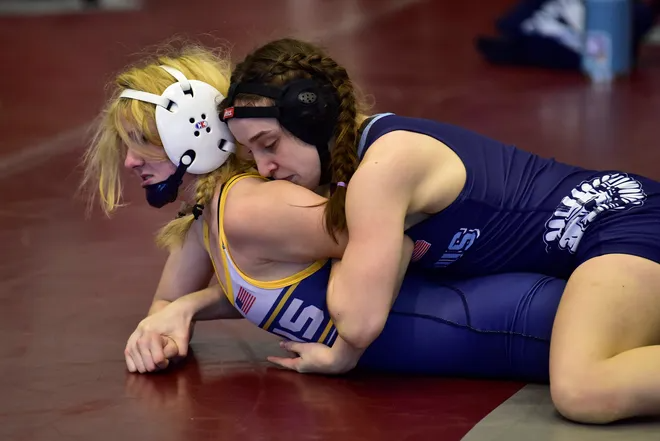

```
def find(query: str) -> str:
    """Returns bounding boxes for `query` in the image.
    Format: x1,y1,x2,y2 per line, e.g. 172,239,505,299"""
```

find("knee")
550,367,629,424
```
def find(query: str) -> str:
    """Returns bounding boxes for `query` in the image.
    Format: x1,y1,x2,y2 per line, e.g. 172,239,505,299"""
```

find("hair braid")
224,39,371,240
265,52,360,238
154,155,253,249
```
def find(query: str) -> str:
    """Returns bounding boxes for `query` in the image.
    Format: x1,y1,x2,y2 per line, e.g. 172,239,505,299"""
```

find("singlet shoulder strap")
357,112,395,160
213,172,265,305
202,220,211,254
217,172,268,247
216,172,328,292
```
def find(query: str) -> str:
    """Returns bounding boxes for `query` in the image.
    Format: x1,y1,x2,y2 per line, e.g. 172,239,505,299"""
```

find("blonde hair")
80,41,254,250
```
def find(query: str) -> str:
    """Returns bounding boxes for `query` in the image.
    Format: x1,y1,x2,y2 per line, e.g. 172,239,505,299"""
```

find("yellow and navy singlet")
202,173,338,345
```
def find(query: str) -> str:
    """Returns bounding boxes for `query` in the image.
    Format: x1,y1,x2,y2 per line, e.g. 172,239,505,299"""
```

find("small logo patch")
411,240,431,262
543,173,646,254
223,107,235,119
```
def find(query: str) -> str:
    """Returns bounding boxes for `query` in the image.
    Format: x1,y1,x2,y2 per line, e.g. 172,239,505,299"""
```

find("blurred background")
3,0,660,185
2,1,660,440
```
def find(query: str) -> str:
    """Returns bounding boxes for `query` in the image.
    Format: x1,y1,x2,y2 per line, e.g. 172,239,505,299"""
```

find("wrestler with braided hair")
221,37,660,425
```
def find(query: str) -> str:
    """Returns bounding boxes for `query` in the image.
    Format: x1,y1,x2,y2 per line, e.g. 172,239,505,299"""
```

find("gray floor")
463,385,660,440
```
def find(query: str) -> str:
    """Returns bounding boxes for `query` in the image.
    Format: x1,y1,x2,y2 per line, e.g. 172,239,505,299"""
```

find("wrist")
148,299,171,316
170,296,196,322
333,335,365,369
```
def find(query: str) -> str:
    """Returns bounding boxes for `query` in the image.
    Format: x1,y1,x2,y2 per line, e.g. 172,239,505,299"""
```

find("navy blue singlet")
359,113,660,279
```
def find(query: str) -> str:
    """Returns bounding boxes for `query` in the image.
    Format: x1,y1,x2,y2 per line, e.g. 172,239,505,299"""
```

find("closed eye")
264,139,278,150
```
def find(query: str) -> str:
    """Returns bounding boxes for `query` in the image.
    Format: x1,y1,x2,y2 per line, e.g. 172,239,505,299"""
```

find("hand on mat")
124,303,193,373
267,338,362,375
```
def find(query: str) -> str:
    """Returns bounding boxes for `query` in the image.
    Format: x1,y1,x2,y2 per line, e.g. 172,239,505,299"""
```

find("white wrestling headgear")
119,65,236,174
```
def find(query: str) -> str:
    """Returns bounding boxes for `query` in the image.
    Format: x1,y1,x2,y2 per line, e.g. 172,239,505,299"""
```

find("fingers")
124,332,138,372
125,350,138,373
125,332,148,373
125,330,178,374
268,340,311,372
137,336,159,372
162,336,180,359
149,335,167,368
267,355,302,372
173,333,189,357
280,340,305,354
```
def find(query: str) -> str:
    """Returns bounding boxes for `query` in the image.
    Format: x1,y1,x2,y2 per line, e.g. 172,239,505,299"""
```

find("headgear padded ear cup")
120,65,237,175
118,66,237,209
275,79,339,149
221,78,339,184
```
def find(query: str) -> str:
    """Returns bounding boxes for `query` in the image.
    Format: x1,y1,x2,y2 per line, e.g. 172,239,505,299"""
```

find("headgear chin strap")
144,150,195,208
119,65,237,209
220,78,339,185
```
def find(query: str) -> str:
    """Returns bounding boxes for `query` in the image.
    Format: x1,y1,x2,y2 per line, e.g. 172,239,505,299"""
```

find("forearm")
170,284,243,321
328,235,413,349
192,291,244,321
150,277,211,307
329,261,397,349
148,284,242,322
147,222,217,317
148,269,216,318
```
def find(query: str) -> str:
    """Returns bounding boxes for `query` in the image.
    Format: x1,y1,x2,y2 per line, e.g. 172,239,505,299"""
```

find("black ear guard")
221,78,339,185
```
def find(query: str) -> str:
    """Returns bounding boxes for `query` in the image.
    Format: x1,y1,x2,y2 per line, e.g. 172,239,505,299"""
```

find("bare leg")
549,253,660,424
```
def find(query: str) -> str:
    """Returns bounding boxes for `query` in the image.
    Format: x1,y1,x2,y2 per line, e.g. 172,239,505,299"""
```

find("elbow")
333,308,388,350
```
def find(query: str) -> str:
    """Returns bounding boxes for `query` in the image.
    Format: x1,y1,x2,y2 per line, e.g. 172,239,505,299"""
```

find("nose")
124,149,145,169
254,154,277,178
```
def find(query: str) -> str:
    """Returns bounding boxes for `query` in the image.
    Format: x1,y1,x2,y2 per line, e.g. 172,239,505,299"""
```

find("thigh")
549,253,660,372
359,271,565,382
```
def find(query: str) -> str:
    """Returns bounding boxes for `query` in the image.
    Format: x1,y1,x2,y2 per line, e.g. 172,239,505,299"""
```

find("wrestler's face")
121,127,177,188
123,144,177,187
228,116,322,191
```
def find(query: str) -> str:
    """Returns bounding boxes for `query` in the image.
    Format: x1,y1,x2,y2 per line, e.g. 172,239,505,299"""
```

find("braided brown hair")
221,38,370,241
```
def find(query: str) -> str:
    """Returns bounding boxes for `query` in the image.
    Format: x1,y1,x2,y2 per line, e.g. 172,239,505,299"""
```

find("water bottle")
581,0,633,82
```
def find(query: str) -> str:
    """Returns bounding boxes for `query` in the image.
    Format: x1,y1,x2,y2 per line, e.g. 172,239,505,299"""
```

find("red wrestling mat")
117,321,530,440
2,308,524,441
3,0,660,440
118,330,527,441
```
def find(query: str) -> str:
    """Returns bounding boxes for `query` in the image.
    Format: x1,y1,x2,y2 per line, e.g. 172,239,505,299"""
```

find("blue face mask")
144,150,195,208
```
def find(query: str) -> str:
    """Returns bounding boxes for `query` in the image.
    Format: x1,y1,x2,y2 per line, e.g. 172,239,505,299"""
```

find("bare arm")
225,179,349,263
166,282,234,322
328,234,414,306
187,282,243,321
148,219,240,320
322,234,413,365
326,132,442,349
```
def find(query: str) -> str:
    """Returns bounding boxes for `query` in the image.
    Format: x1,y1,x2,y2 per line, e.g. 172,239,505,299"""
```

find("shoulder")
363,129,452,165
228,177,326,208
352,128,466,214
355,129,447,189
223,177,326,238
221,177,344,262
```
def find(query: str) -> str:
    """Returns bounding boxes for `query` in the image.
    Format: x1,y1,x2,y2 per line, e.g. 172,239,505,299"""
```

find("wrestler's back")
205,177,314,285
359,114,657,278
